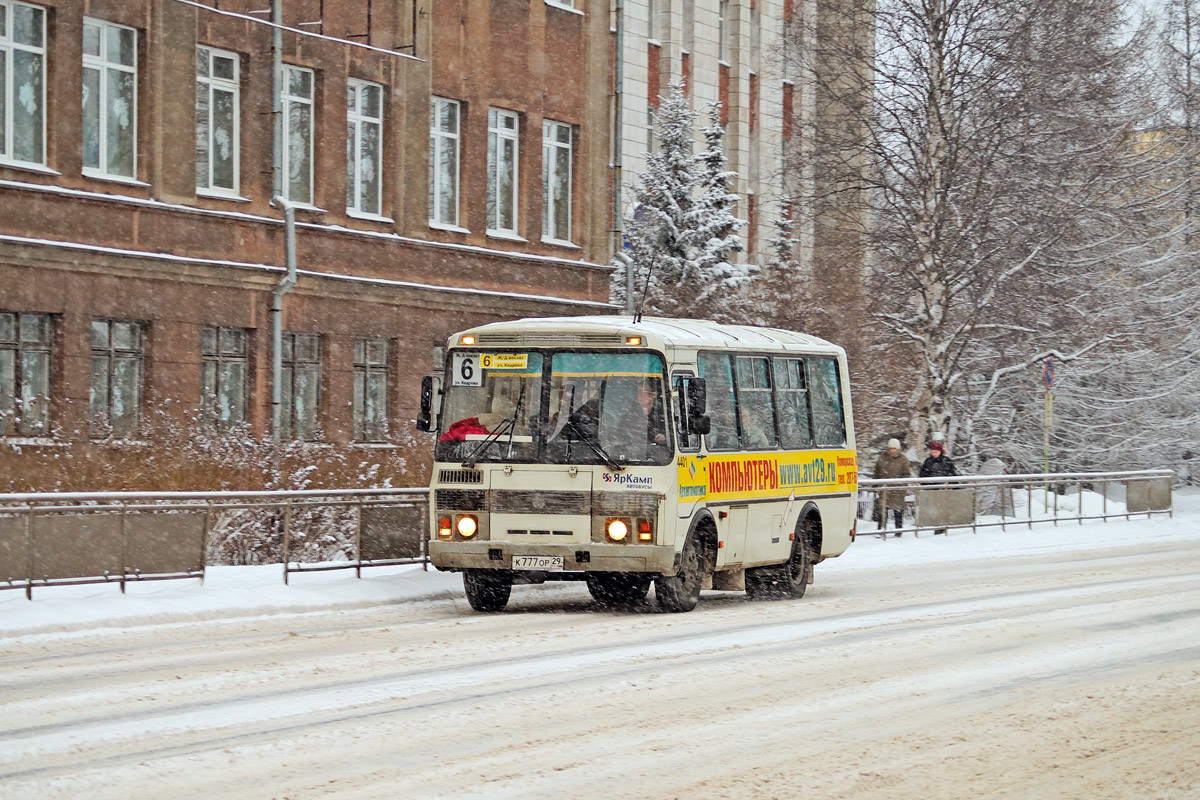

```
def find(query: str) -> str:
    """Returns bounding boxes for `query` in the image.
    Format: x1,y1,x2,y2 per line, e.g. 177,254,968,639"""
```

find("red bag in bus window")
438,417,490,442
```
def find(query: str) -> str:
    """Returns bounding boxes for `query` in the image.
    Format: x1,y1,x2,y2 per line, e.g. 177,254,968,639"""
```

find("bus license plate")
512,555,564,570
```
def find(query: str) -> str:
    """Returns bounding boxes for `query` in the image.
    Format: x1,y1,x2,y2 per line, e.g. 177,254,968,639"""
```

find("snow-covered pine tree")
747,200,818,330
612,83,744,320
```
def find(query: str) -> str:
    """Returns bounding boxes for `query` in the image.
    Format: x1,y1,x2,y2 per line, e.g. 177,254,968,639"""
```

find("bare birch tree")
787,0,1146,466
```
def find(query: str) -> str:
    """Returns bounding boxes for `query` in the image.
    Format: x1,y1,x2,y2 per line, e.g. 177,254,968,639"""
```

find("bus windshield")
434,350,671,466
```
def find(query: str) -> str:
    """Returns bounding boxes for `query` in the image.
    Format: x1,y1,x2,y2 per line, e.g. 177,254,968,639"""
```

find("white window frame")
196,45,241,198
282,65,315,205
718,0,729,63
82,17,138,181
347,78,384,218
429,96,461,229
0,1,47,168
487,107,520,237
545,0,580,12
542,119,574,246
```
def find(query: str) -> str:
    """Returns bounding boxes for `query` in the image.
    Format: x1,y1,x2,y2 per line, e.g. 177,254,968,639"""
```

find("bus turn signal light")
438,517,452,538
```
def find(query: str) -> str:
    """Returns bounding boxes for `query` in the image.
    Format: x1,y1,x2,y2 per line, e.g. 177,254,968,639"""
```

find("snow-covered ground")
3,488,1196,637
1,489,1197,799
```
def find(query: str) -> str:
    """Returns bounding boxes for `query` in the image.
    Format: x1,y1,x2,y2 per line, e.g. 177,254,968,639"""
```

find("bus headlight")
606,519,629,542
457,515,479,538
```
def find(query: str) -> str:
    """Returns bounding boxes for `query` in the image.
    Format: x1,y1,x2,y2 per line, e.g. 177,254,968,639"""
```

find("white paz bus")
417,316,857,612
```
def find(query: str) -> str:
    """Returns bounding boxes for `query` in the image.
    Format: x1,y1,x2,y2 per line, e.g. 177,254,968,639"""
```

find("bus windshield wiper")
461,416,516,469
563,417,625,472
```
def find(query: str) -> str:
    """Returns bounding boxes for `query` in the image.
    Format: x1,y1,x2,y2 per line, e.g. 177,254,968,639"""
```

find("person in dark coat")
919,440,958,479
919,440,959,534
872,438,911,532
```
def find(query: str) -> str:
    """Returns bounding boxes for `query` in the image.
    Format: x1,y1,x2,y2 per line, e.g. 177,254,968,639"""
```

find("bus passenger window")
773,357,813,449
699,352,740,450
736,356,777,450
807,357,847,447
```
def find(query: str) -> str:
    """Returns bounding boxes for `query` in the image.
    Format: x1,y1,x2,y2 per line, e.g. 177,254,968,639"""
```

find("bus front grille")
438,469,483,484
435,489,487,511
490,490,591,515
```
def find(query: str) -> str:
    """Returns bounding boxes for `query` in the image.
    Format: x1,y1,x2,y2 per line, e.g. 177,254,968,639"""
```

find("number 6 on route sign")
453,352,481,387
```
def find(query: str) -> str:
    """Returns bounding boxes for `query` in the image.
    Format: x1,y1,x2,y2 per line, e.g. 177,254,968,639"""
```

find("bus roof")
451,316,845,356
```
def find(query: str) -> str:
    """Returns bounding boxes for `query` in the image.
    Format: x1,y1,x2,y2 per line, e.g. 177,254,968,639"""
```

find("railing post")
1078,479,1084,525
1000,479,1007,532
355,500,363,580
25,505,34,601
1027,483,1032,531
1102,478,1108,523
119,502,128,594
201,500,212,585
282,499,292,585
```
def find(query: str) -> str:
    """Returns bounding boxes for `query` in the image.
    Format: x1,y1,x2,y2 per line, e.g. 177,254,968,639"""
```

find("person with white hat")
872,438,912,533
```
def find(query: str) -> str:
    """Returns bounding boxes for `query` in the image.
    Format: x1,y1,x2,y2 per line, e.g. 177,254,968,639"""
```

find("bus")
417,316,857,612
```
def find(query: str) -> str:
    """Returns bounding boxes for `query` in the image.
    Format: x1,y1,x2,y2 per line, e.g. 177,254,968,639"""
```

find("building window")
0,311,51,437
90,319,143,439
201,326,248,429
782,81,794,140
281,331,320,441
353,336,389,442
542,120,573,244
487,108,519,236
718,0,729,63
282,65,314,204
429,97,460,227
647,0,657,40
196,46,240,196
347,79,383,216
0,1,46,166
82,19,137,180
545,0,577,9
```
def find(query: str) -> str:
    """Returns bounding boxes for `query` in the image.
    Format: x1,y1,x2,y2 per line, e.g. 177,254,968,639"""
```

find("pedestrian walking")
919,439,959,534
872,438,911,534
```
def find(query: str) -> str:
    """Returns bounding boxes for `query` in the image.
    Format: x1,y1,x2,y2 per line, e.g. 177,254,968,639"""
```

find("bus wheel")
587,573,652,607
783,535,811,599
656,534,703,613
463,569,512,612
746,536,811,600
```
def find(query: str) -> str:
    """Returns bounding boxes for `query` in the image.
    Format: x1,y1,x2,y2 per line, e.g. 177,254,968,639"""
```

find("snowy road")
2,534,1199,798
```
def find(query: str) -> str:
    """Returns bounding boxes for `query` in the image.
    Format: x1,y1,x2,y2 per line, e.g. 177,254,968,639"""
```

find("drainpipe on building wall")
269,0,289,464
269,197,299,451
614,0,631,315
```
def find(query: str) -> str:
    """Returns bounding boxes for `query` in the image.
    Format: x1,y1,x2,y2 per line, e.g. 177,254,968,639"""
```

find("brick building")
0,0,613,485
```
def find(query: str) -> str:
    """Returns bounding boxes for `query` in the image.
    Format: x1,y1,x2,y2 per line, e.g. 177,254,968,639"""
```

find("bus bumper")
429,541,678,574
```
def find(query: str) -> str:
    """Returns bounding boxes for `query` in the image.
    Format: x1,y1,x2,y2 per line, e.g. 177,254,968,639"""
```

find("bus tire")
463,569,512,612
746,527,813,601
655,534,703,613
783,533,811,599
586,573,652,607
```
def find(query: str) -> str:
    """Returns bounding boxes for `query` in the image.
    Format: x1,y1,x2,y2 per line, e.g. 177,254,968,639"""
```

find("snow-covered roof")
457,315,844,355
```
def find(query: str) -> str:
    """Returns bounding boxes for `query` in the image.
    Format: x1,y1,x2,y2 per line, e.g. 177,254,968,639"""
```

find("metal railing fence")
1,470,1178,598
856,469,1174,539
0,487,430,599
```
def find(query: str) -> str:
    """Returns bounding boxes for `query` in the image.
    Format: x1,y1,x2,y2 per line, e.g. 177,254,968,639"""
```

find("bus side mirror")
416,374,441,432
677,377,711,436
